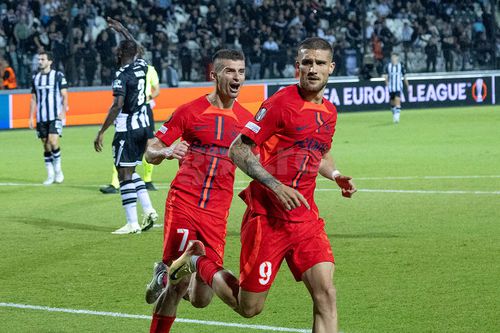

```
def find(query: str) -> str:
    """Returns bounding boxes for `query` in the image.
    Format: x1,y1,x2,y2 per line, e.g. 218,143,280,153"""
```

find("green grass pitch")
0,106,499,333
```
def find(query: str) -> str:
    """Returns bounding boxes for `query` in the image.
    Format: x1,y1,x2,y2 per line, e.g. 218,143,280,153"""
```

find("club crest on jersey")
255,107,267,122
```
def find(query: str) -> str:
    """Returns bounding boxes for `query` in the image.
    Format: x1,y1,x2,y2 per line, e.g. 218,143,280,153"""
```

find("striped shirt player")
94,49,157,235
29,51,68,185
99,64,161,195
32,69,68,125
383,53,409,123
94,22,158,235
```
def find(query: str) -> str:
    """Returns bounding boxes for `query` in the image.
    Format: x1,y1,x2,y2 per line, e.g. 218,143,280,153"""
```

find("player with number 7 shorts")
167,37,357,333
144,49,254,333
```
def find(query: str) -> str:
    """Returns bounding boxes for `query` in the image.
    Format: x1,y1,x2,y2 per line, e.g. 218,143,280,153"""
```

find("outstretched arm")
107,17,145,56
229,134,310,210
319,152,357,198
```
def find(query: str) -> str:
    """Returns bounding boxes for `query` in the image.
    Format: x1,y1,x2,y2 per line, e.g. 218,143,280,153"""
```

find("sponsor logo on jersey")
245,121,261,133
112,79,123,89
134,71,146,77
294,138,329,154
255,107,267,121
194,125,210,131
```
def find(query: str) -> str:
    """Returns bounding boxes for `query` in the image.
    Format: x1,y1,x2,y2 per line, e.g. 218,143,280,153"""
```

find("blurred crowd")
0,0,498,89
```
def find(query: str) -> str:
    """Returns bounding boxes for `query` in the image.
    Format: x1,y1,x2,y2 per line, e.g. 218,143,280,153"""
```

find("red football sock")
150,314,175,333
196,256,223,287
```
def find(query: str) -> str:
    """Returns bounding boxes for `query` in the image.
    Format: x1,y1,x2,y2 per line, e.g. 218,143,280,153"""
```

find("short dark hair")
38,50,54,61
297,37,333,57
118,40,138,59
391,52,400,57
212,49,245,64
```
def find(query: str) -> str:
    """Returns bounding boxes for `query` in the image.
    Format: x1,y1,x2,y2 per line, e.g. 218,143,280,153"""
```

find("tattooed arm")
229,134,310,210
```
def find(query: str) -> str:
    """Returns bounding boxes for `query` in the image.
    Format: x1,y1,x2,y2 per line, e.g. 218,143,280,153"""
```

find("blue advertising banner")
0,94,11,129
266,75,496,112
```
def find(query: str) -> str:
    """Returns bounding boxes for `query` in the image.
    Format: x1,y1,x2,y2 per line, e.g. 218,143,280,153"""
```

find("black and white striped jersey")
31,70,68,123
385,62,406,93
112,58,150,132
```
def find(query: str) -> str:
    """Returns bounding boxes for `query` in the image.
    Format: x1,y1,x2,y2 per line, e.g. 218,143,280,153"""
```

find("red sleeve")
155,107,188,146
240,101,283,145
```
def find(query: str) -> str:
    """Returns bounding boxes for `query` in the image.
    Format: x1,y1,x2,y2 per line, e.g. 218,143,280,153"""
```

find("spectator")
248,38,263,80
0,58,17,89
95,28,116,85
425,38,438,72
179,40,192,81
474,32,493,67
262,35,279,78
441,26,455,72
82,41,98,86
13,14,32,53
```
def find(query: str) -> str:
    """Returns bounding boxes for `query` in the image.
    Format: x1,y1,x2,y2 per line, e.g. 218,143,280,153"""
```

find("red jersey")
239,85,337,222
156,95,253,219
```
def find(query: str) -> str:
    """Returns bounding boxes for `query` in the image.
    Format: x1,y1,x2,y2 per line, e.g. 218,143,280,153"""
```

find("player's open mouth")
229,83,240,92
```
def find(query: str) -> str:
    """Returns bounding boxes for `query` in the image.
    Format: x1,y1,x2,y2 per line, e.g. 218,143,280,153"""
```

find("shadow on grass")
6,216,111,232
64,184,109,193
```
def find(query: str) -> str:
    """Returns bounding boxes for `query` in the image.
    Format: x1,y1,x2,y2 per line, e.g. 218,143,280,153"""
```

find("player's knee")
312,286,336,312
190,295,211,308
239,303,264,318
168,278,190,295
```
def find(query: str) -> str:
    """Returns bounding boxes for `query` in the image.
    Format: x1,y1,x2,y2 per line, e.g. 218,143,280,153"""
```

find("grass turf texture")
0,106,499,333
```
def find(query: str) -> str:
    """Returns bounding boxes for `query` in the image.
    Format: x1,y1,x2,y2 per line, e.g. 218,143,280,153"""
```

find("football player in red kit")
168,38,356,333
144,49,254,333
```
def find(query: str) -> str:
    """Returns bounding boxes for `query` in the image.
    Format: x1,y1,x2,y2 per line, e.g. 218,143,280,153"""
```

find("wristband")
332,170,341,179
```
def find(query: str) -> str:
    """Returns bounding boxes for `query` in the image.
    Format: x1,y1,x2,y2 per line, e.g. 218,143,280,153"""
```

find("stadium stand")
0,0,498,88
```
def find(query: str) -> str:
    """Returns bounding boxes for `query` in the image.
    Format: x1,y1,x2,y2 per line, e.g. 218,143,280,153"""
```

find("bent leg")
302,262,337,333
208,268,268,318
154,277,190,316
187,273,213,308
150,277,190,333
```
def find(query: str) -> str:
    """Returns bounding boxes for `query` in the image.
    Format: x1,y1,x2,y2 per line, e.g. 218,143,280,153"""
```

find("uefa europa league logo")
472,78,487,103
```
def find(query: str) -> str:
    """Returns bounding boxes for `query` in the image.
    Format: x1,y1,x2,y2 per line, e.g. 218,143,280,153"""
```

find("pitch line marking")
232,187,500,195
235,175,500,183
0,302,310,333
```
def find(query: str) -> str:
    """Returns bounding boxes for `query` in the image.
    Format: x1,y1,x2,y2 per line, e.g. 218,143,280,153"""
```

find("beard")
300,78,327,93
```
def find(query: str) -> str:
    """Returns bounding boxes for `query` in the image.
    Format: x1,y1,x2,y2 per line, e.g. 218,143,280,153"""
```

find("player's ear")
329,61,335,75
294,61,300,78
210,70,216,82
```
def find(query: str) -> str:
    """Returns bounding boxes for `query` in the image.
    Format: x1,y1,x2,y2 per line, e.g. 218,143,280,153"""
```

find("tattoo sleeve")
229,135,281,191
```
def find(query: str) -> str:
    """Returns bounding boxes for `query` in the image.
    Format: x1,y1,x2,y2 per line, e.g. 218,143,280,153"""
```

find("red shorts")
239,209,334,293
163,191,227,266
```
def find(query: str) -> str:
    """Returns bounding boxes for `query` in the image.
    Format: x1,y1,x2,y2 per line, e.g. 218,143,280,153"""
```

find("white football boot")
111,223,141,235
